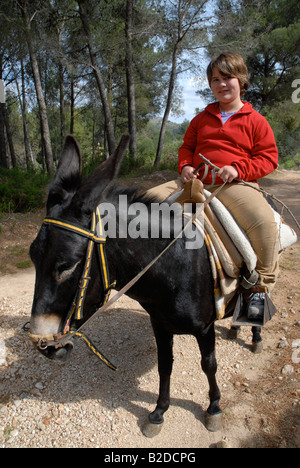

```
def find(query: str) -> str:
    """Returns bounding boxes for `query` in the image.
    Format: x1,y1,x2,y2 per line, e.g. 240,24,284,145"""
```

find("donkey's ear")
77,133,130,213
47,135,82,211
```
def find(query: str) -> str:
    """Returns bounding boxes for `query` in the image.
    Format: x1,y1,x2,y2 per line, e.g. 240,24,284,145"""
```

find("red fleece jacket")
178,102,278,185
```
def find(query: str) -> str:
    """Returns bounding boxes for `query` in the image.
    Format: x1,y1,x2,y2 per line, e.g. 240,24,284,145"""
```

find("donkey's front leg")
142,319,173,438
196,325,222,432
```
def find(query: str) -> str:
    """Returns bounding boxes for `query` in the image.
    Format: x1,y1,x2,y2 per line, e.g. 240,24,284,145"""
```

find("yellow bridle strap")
36,330,117,371
43,217,106,244
96,206,113,295
68,331,117,371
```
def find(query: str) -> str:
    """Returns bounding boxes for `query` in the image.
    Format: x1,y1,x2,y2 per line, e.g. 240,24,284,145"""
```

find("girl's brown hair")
207,53,250,96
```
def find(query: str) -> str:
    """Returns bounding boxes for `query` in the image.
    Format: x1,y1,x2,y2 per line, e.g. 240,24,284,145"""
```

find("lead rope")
37,331,117,371
66,332,117,371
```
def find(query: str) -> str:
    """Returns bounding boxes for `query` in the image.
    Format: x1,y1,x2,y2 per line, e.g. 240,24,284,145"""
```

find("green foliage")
263,101,300,169
264,100,300,165
0,168,50,214
210,0,300,109
119,118,188,176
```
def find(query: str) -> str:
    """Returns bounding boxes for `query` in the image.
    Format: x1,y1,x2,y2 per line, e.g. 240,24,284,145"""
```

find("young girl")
179,52,279,320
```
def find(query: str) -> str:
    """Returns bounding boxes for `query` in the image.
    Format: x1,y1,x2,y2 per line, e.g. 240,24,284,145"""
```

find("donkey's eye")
54,260,81,283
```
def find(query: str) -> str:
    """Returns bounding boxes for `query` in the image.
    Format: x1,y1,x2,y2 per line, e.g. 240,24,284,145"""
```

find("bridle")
44,208,115,327
35,207,117,371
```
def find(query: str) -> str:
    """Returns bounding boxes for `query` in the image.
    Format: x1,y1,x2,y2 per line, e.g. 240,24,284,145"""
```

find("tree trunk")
154,43,179,168
70,72,75,135
154,0,204,168
57,26,65,150
20,1,54,174
3,105,16,167
125,0,137,160
0,102,8,169
58,60,65,150
21,58,34,169
77,0,116,155
13,58,34,170
0,64,8,168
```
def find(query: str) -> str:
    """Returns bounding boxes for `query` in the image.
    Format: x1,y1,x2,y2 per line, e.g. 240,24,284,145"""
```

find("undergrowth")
0,168,50,215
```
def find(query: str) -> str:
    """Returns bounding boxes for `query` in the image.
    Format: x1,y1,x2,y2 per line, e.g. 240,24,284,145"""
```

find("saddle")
174,179,297,322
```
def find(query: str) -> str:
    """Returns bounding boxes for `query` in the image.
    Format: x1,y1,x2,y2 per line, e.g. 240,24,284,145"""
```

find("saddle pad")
184,213,238,320
173,181,258,274
204,190,257,273
272,209,298,251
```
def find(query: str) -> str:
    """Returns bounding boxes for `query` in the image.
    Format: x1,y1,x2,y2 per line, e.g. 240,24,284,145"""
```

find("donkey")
29,134,262,436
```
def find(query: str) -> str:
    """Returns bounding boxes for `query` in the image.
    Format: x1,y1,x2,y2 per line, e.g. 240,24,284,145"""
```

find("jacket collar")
205,101,253,116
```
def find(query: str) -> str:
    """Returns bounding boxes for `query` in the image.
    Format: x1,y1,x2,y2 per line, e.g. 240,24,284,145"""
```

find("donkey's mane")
104,182,162,207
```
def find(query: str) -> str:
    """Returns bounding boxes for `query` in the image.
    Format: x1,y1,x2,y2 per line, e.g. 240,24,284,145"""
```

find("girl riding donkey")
150,52,280,321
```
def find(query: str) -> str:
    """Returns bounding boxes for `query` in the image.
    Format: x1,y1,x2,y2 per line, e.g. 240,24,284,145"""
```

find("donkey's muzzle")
29,332,74,361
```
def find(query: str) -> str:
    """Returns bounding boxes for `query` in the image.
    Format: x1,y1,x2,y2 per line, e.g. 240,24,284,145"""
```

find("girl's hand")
217,165,239,183
181,165,197,183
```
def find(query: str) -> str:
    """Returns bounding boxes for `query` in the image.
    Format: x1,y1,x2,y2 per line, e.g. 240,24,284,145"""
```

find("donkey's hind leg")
196,325,222,432
252,326,263,354
142,319,173,438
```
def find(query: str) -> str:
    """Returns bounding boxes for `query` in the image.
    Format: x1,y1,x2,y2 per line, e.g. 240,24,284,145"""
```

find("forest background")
0,0,299,213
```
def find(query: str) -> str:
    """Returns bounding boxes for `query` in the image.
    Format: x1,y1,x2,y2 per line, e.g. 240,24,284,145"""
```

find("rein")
32,183,226,370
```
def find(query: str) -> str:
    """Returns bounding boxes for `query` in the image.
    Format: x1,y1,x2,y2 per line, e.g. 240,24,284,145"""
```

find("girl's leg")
212,181,280,291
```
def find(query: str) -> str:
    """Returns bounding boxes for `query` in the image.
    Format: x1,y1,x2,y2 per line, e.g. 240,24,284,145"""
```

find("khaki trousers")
210,182,279,291
145,179,280,291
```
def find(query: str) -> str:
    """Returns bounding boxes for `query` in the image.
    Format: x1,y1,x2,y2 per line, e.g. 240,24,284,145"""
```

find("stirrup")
232,288,277,327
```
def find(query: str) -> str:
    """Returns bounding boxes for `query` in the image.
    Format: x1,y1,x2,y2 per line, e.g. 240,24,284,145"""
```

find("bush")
0,168,50,214
263,101,300,167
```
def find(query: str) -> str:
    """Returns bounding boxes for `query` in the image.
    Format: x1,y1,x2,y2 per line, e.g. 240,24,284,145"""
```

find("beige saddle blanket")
146,178,298,319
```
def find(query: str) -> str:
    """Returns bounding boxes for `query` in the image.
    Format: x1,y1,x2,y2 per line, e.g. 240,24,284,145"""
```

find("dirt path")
0,171,299,448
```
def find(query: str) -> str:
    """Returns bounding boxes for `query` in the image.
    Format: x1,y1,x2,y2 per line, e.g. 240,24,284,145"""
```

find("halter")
41,207,117,370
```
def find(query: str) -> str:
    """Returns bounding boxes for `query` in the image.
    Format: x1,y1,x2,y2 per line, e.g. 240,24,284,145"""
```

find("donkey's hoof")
252,341,263,354
142,419,163,438
205,412,223,432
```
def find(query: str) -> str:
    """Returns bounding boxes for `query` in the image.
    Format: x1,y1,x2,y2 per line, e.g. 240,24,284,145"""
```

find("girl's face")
210,68,242,105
